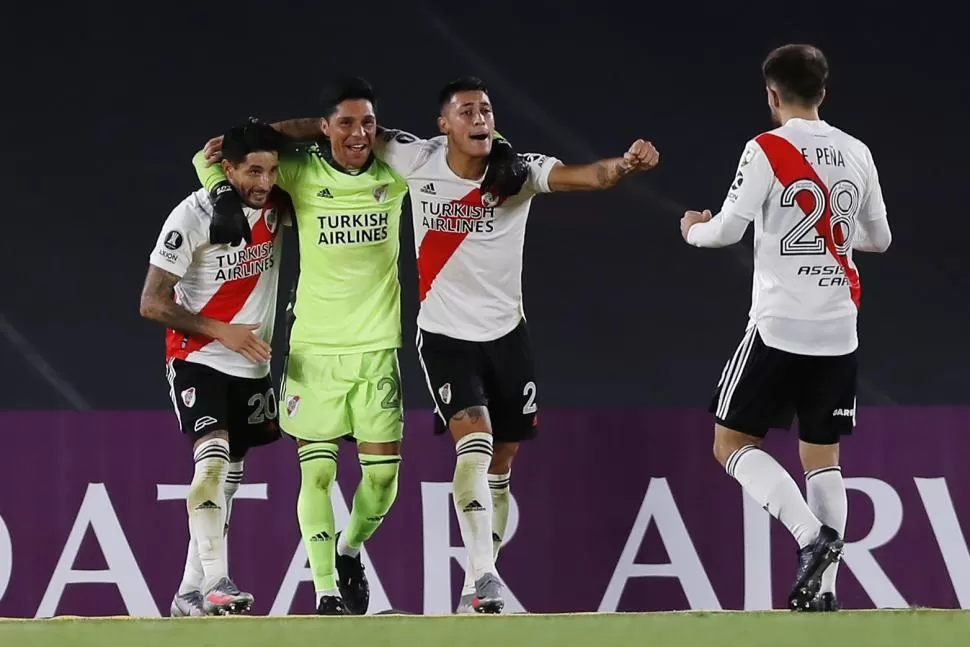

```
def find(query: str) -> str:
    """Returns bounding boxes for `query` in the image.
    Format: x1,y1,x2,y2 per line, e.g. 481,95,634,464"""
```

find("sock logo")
195,500,221,511
310,531,332,542
463,499,485,512
492,532,502,543
181,387,196,408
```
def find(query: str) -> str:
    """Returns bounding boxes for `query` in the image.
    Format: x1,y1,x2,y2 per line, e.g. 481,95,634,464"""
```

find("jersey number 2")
522,381,537,415
779,178,860,257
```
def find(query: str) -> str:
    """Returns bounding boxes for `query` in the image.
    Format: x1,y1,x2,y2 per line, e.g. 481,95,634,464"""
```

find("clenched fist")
680,209,712,241
621,139,660,173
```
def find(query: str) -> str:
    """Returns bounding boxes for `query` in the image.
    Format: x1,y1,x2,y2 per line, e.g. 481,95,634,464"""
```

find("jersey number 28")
779,178,860,257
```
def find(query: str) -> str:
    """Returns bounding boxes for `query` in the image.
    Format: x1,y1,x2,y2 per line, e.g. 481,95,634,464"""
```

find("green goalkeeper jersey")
193,142,407,355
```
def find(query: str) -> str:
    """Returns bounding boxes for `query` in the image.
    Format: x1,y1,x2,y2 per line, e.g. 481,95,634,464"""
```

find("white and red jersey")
149,188,285,378
702,118,888,356
376,131,559,341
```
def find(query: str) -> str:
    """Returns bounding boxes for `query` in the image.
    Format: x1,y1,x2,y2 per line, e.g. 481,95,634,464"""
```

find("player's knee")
799,439,839,472
713,424,760,467
361,458,400,492
298,443,340,492
449,405,492,440
490,442,518,474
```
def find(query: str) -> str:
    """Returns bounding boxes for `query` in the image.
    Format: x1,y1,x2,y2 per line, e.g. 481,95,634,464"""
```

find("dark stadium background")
4,2,966,411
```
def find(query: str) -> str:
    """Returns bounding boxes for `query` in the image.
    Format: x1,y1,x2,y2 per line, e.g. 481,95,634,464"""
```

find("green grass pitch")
2,610,968,647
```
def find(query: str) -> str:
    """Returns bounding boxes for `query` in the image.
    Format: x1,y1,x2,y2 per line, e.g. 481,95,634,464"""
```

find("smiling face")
437,89,495,159
321,98,378,170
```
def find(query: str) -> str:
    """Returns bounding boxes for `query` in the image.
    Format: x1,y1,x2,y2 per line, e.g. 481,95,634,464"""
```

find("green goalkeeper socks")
339,454,401,555
297,442,340,595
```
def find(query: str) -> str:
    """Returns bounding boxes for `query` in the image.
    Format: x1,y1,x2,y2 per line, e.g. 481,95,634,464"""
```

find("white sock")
453,433,496,583
187,438,230,591
222,460,244,574
461,470,511,596
178,459,242,594
336,533,359,558
726,445,821,548
316,590,340,604
807,466,847,594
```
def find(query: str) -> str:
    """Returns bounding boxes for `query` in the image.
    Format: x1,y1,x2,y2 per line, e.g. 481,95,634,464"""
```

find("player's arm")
683,141,771,248
139,266,221,338
852,148,891,253
545,139,660,192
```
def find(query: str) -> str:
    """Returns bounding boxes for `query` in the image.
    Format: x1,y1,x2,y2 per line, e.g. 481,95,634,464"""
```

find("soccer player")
370,76,659,613
192,77,528,616
140,121,289,616
679,44,891,612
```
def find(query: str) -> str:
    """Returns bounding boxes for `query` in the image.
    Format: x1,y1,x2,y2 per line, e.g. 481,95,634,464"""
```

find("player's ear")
319,117,330,138
220,159,234,177
818,87,827,106
437,115,448,135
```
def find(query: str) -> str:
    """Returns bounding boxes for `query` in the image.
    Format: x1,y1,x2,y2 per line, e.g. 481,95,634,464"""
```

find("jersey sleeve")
717,140,774,222
520,153,561,195
192,150,226,193
373,129,433,178
149,201,207,278
857,146,888,223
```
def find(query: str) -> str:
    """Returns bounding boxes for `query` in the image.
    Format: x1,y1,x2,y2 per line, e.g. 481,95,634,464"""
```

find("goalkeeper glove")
208,181,252,246
480,138,528,205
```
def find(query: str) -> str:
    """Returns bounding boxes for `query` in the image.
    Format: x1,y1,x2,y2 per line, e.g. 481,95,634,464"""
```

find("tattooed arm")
139,265,220,337
546,139,660,192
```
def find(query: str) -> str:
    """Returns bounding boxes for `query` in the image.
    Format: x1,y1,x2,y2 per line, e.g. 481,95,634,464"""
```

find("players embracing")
375,76,660,612
140,121,289,616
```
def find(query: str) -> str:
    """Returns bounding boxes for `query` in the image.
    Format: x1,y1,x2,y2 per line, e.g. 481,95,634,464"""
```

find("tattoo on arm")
139,267,217,338
595,159,634,188
272,118,321,141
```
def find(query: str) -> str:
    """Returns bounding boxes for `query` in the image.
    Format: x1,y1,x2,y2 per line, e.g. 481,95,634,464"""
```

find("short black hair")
222,119,284,166
320,76,377,117
438,76,489,110
762,44,828,106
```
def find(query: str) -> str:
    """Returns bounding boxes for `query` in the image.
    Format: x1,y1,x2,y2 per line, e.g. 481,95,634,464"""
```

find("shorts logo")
286,395,301,417
181,387,196,408
194,415,217,432
438,383,452,405
833,408,854,417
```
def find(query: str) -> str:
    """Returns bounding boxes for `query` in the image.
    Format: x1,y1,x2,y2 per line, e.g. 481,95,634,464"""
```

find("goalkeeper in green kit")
193,78,528,615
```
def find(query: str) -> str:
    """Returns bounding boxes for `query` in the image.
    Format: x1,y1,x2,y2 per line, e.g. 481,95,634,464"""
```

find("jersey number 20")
779,178,860,257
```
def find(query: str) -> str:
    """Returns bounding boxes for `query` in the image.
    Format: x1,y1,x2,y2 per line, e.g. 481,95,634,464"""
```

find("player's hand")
680,209,712,241
215,322,272,363
203,135,225,166
209,181,253,246
481,138,529,204
620,139,660,173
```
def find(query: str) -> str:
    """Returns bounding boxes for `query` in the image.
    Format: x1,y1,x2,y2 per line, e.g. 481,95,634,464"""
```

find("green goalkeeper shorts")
279,349,403,445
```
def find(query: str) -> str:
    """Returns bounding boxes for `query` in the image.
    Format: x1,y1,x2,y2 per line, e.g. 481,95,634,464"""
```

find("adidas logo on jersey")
317,188,333,198
420,182,436,195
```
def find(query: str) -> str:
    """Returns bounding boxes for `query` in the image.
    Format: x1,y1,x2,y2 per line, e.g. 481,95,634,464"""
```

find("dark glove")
209,181,252,245
480,138,528,205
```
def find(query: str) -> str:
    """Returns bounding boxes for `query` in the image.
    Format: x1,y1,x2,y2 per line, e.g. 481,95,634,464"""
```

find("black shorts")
709,327,857,445
417,320,539,443
166,358,282,458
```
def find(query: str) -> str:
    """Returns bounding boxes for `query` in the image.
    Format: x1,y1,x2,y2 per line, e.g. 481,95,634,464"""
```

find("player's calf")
187,434,231,592
450,407,500,588
337,444,401,615
802,441,847,602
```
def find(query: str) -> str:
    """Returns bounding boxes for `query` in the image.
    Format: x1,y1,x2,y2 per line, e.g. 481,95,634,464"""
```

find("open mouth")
469,133,489,141
347,143,369,153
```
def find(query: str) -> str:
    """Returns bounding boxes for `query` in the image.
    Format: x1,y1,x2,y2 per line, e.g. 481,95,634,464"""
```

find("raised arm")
546,139,660,192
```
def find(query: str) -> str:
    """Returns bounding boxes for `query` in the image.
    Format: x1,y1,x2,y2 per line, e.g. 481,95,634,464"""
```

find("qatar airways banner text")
1,408,969,617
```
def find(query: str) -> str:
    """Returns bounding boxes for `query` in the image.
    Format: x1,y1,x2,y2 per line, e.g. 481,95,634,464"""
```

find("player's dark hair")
762,44,828,107
221,119,284,166
320,76,377,117
438,76,489,111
